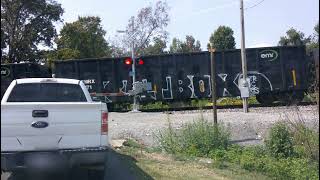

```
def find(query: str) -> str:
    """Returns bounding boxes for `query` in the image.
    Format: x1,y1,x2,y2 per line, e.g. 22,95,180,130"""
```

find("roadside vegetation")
116,138,270,180
109,96,259,111
153,111,319,179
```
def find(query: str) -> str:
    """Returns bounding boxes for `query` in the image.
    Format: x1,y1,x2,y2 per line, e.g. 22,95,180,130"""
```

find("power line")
245,0,265,10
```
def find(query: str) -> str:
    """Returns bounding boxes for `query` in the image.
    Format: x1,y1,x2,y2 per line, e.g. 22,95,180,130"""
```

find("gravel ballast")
108,105,319,146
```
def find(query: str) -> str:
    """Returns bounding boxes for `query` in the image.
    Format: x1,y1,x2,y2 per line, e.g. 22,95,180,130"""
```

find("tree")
1,28,7,59
109,45,128,58
44,48,80,69
307,22,319,51
169,38,180,53
208,26,236,50
142,36,167,55
169,35,201,53
278,28,311,46
1,0,64,63
121,1,170,56
56,16,111,59
181,35,201,52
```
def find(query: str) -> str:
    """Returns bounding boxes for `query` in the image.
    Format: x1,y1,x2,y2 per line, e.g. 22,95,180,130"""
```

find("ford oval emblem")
31,121,49,128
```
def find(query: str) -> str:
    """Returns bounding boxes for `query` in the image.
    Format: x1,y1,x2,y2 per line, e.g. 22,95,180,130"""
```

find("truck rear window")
7,83,87,102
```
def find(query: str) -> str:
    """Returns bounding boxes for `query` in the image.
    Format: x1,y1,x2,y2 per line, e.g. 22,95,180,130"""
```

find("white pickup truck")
1,78,110,173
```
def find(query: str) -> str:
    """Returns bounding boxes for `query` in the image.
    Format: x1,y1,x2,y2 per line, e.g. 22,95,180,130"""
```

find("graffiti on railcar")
233,71,273,96
81,71,272,103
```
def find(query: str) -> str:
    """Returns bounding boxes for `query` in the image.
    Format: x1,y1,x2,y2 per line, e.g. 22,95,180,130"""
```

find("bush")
156,116,231,157
217,96,258,106
264,157,319,180
265,122,294,158
226,145,319,179
284,110,319,162
140,101,170,110
291,124,319,161
190,99,210,108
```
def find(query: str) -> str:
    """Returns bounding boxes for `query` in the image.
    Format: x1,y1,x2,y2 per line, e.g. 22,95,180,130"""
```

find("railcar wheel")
281,91,304,105
256,93,275,105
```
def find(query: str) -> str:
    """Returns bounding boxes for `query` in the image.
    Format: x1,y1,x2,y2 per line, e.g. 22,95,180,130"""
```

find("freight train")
1,46,317,106
1,62,51,97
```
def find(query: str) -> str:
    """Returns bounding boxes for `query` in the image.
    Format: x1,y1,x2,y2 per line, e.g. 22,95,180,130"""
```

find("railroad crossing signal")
138,59,144,65
123,58,144,65
124,58,132,65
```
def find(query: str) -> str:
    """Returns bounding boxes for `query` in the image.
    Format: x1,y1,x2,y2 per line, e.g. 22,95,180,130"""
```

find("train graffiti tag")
81,71,272,103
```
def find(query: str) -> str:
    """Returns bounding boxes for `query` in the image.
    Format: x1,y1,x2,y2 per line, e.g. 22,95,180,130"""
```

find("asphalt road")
1,150,154,180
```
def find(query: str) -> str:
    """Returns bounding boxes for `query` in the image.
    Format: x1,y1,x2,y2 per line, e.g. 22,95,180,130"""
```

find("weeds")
155,115,231,157
283,106,319,163
265,122,294,158
154,108,319,179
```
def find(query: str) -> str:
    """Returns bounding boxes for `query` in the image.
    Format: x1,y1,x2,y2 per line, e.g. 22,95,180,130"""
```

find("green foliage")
110,97,260,111
264,157,319,180
111,102,132,111
217,96,258,106
278,27,311,46
1,0,64,63
154,117,319,179
265,122,294,158
123,138,141,148
208,26,236,50
307,22,319,52
56,16,111,59
140,101,170,110
1,29,6,50
169,35,201,53
190,99,211,108
141,37,168,56
220,145,319,179
156,116,231,157
290,121,319,162
45,48,81,68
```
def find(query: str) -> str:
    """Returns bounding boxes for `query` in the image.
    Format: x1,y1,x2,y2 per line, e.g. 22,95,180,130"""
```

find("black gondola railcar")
53,46,311,105
1,63,51,98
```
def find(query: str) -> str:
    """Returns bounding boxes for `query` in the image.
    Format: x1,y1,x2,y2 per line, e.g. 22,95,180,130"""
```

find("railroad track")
109,101,316,113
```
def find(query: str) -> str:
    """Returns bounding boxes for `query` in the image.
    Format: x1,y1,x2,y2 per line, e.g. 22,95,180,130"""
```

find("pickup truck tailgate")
1,102,103,152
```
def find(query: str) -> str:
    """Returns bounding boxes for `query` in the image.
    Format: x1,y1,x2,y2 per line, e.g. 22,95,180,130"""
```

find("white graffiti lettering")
187,75,197,98
103,81,110,89
162,76,173,99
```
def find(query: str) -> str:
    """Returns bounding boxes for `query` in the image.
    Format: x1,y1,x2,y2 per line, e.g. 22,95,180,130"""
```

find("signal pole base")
242,98,249,113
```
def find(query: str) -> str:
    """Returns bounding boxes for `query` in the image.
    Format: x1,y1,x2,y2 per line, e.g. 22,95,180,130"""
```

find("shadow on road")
2,149,154,180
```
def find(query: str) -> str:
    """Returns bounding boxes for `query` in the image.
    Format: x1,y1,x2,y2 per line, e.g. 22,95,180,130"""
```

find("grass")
116,142,270,180
109,97,259,111
153,113,319,180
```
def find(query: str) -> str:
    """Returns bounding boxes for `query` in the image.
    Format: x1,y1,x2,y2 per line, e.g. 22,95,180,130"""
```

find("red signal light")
138,59,144,65
124,58,132,65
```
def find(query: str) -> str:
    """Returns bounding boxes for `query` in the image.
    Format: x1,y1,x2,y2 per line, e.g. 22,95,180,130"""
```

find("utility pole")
131,19,139,112
131,40,139,112
240,0,249,113
117,18,139,112
210,43,218,124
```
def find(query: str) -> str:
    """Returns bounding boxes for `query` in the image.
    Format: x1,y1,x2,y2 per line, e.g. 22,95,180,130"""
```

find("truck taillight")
101,111,108,135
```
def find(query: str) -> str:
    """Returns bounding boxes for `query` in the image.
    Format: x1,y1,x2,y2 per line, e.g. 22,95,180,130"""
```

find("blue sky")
56,0,319,49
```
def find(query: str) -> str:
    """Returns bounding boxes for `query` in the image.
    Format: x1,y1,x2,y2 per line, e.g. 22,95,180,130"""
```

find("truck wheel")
256,93,275,105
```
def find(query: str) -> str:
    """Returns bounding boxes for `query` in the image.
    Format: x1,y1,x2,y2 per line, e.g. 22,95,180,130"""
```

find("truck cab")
1,78,110,173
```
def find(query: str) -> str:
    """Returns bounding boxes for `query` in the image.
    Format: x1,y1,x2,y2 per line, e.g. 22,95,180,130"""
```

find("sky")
56,0,319,50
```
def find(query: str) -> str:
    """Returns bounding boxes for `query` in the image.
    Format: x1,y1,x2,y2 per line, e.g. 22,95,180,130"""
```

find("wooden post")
210,44,217,124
